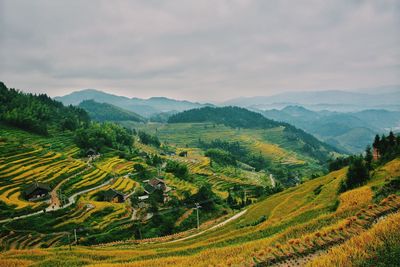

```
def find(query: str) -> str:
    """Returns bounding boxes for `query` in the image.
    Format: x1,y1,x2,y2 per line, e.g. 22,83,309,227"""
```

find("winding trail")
168,209,247,243
269,174,276,188
0,179,112,224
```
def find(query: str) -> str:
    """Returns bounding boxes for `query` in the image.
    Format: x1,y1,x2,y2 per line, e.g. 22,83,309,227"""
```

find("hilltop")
166,106,339,162
78,100,145,123
55,89,206,117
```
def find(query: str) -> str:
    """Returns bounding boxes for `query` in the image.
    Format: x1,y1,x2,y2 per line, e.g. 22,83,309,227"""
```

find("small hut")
24,182,51,201
103,189,125,203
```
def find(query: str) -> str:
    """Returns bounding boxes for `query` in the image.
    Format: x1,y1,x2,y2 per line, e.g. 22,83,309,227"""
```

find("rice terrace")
1,0,400,266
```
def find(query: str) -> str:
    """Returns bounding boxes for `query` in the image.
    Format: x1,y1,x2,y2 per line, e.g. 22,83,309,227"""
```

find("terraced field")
1,157,398,266
136,123,304,163
132,122,329,179
0,134,88,219
0,126,141,249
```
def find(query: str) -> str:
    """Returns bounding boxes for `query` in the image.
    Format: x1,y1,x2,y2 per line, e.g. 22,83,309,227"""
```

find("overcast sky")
0,0,399,102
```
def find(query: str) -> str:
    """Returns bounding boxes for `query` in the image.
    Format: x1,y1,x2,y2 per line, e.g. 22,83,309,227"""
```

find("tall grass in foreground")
308,211,400,266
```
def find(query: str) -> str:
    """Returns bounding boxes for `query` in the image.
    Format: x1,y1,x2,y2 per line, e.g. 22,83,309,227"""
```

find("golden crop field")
1,157,398,266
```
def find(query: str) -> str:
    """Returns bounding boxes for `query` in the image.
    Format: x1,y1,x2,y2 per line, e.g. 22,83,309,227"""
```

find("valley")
0,82,399,266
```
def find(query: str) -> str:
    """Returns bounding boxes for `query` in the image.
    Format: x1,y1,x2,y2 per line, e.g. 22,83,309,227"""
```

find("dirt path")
168,209,247,243
49,177,71,209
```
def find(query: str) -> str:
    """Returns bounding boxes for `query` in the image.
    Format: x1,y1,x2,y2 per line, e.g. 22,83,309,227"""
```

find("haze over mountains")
55,89,206,118
56,86,400,154
224,85,400,112
261,106,400,153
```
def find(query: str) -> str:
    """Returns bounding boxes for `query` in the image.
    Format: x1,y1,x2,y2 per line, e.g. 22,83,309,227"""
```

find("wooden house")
103,189,125,203
24,182,51,201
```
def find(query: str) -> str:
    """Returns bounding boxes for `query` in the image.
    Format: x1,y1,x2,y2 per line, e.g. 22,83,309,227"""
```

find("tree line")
0,82,135,154
199,138,267,171
0,82,89,135
336,131,400,193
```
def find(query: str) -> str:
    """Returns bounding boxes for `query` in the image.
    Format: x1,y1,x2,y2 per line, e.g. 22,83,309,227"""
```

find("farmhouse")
24,181,51,201
103,189,125,203
144,178,171,194
142,178,171,203
148,178,167,191
179,151,188,157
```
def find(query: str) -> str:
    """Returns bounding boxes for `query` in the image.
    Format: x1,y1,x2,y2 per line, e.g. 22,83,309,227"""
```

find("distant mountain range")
55,89,208,117
55,87,400,153
223,86,400,112
260,106,400,153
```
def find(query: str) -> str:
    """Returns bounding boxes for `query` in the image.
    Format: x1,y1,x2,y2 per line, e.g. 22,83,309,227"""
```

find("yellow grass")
337,186,373,212
308,211,400,266
0,259,33,267
113,177,136,193
0,188,39,209
0,158,399,266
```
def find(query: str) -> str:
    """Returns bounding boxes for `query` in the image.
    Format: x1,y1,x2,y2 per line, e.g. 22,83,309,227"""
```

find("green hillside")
0,82,89,135
128,106,341,184
262,106,400,153
78,100,145,122
1,83,399,267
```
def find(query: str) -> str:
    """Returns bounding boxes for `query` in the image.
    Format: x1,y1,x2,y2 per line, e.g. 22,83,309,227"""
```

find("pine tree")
373,134,380,150
365,145,373,170
345,156,369,190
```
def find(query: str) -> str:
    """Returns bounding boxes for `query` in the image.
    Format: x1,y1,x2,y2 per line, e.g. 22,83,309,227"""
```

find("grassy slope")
131,122,331,179
1,157,399,266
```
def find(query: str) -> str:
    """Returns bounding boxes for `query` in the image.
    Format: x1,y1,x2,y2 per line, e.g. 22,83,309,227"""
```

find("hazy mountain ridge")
55,89,206,117
224,86,400,112
261,105,400,153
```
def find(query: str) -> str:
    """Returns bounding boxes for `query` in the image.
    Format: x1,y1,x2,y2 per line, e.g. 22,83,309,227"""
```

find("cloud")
0,0,399,101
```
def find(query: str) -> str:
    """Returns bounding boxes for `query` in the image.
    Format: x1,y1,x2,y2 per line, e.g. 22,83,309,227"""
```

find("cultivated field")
1,154,399,266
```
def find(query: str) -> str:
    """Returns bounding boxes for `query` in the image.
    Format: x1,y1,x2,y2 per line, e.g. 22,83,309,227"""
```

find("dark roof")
86,148,97,155
24,181,51,196
148,178,165,187
143,184,155,194
103,189,124,199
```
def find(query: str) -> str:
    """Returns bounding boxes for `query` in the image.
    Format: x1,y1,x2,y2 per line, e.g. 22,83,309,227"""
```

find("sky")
0,0,399,102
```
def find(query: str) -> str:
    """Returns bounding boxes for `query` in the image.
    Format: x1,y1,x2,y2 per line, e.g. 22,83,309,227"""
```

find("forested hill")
168,106,281,129
78,100,145,122
168,106,341,161
0,82,89,135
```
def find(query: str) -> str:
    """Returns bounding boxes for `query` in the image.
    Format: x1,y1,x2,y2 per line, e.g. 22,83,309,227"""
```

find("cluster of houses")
143,178,171,202
97,177,171,206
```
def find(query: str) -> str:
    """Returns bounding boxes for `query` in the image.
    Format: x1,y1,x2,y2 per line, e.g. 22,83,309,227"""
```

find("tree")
205,148,236,166
165,161,189,180
134,163,149,179
365,145,373,170
191,184,218,211
138,131,160,147
226,192,236,207
342,156,369,192
373,134,380,149
388,131,396,147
